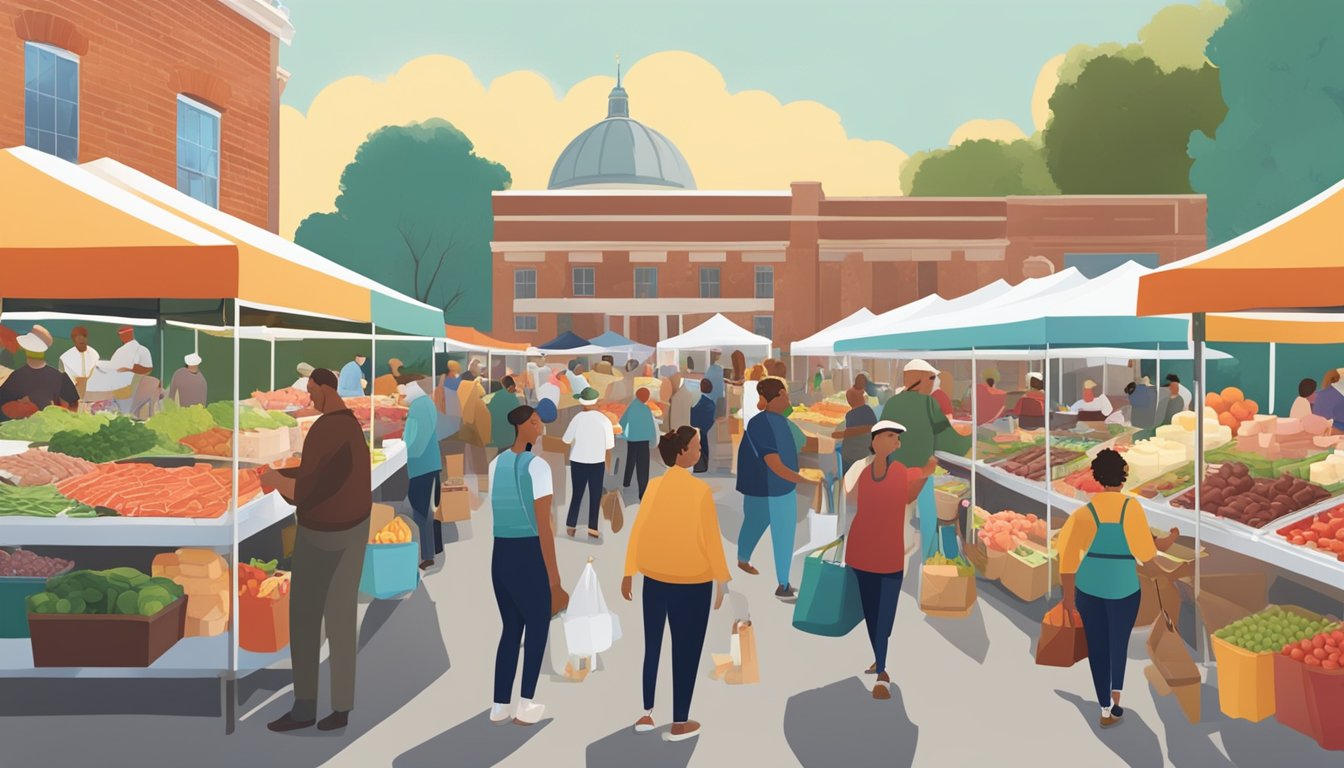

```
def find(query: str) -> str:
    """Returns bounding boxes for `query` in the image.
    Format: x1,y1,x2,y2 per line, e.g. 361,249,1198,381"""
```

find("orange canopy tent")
1138,178,1344,317
442,324,530,353
0,146,371,324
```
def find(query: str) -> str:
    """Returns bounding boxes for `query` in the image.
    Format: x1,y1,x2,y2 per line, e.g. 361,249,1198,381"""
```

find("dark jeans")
623,441,650,498
492,536,551,704
566,461,604,530
853,569,903,675
642,578,712,723
695,427,711,472
408,471,442,562
1075,588,1142,709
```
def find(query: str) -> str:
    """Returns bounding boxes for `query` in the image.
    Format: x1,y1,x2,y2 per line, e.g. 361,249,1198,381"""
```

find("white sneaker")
490,703,513,724
514,700,546,726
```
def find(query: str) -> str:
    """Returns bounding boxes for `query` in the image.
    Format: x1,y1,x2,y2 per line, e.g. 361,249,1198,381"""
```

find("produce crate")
1274,653,1314,739
1211,606,1332,722
0,576,47,638
358,542,420,600
27,597,186,667
1302,665,1344,750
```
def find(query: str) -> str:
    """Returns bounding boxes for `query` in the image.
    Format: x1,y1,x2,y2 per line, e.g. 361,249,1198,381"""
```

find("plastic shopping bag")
793,479,838,557
562,561,623,657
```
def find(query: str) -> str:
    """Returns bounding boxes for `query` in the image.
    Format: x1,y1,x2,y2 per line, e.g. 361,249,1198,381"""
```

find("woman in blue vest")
1058,448,1182,729
488,405,569,727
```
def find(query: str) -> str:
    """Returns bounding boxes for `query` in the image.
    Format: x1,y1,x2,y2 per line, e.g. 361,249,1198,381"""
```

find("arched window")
24,42,79,161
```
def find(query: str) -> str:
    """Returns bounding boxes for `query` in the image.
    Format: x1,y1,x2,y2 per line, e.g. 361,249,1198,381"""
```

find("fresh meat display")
0,549,73,577
1276,504,1344,560
0,449,96,486
1170,461,1331,528
997,447,1083,482
56,463,264,519
251,388,311,411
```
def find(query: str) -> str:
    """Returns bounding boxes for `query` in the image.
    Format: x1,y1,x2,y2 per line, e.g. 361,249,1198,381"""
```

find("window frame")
514,268,538,299
754,265,775,299
23,41,80,162
699,267,721,299
634,266,659,299
175,94,222,207
572,267,595,297
753,315,774,340
514,314,538,333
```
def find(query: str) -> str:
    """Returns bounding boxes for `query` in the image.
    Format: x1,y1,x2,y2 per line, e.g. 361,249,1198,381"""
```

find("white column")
658,314,668,341
1269,342,1277,414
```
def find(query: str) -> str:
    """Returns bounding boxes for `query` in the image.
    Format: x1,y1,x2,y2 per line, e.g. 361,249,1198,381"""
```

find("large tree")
1044,56,1225,194
907,138,1058,196
1189,0,1344,244
295,119,511,329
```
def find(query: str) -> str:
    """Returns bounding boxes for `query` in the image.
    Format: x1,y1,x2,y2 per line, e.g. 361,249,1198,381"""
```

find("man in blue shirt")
337,354,367,398
690,378,716,473
618,387,657,499
400,383,442,569
735,377,820,600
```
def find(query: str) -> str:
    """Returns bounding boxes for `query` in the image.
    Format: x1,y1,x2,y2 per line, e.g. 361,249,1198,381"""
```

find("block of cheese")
1302,414,1331,436
1155,425,1186,442
1172,411,1198,432
1252,414,1278,434
1157,441,1187,468
1276,418,1303,436
1238,420,1260,437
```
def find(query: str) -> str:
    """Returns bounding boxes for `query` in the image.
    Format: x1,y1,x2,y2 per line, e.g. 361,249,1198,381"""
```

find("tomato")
1307,655,1323,666
1314,636,1327,649
1292,648,1307,661
1326,660,1340,670
1302,639,1316,651
1333,630,1344,644
1314,648,1328,660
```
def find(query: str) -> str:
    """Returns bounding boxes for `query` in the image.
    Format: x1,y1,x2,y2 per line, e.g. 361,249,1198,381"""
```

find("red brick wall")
0,1,278,230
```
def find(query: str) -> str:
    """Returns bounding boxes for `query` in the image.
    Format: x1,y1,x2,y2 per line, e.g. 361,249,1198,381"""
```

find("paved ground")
3,464,1342,768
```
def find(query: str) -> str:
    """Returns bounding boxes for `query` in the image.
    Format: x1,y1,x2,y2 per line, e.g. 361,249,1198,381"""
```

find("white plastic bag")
792,479,837,557
562,561,622,657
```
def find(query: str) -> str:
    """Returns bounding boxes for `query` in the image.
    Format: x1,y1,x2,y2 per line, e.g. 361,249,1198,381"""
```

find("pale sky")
278,0,1192,152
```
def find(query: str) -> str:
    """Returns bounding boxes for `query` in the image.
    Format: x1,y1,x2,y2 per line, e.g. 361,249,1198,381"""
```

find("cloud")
947,118,1027,146
1032,54,1065,130
279,51,908,237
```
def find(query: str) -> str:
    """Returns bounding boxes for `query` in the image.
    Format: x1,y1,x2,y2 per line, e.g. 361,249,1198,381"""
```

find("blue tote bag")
792,537,864,637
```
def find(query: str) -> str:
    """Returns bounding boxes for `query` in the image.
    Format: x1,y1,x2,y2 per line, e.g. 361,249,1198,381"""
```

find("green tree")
1055,0,1228,84
1044,56,1225,194
907,138,1059,196
1189,0,1344,244
294,119,511,329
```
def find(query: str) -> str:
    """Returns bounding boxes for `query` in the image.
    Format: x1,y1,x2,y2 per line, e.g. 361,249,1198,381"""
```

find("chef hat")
904,359,938,375
1083,379,1098,389
296,362,315,377
185,353,202,366
1027,372,1043,383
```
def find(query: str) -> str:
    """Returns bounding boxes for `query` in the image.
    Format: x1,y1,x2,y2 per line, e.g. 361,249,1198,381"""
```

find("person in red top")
1010,372,1047,423
930,374,954,417
842,420,938,700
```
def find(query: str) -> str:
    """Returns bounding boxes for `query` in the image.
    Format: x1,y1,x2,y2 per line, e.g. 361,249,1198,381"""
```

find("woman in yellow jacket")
622,426,731,743
1058,448,1183,729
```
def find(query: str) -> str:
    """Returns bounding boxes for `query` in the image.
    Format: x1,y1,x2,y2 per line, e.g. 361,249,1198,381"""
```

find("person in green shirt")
488,376,522,451
879,359,972,558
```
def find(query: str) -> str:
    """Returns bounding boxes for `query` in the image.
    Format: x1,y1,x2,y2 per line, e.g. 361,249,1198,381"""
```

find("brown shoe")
663,721,701,742
634,713,656,733
865,662,878,675
1100,713,1122,729
566,527,576,538
738,561,759,575
316,710,349,731
588,528,601,539
873,673,891,700
267,713,316,733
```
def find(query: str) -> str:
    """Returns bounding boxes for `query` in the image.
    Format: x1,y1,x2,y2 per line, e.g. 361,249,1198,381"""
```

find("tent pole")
1193,313,1207,665
1269,342,1277,414
370,324,377,456
269,338,275,392
227,300,240,734
1044,343,1053,600
970,348,978,547
194,329,199,355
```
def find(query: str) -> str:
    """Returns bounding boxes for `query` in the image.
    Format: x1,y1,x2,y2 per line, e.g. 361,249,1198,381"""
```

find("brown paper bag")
919,564,977,618
1035,602,1088,667
725,620,760,685
436,484,471,523
600,490,625,533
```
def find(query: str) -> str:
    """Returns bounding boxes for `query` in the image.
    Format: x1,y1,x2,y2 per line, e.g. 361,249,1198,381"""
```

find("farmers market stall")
656,313,772,362
0,145,436,732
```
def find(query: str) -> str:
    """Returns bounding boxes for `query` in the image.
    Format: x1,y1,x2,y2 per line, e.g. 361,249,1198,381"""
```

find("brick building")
493,76,1208,349
0,0,293,231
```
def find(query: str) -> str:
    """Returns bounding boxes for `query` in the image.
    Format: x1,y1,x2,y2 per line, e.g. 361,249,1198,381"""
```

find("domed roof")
548,65,696,190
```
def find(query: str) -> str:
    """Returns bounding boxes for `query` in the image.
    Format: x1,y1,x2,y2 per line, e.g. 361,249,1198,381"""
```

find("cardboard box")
541,434,568,455
1135,563,1184,629
442,453,465,477
1000,547,1050,602
437,485,472,523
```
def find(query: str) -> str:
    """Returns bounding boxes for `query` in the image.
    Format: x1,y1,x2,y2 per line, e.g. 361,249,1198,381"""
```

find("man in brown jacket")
263,367,372,733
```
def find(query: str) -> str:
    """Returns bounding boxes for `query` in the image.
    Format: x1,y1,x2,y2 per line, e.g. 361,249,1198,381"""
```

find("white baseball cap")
184,353,202,366
1027,372,1043,383
16,333,49,354
871,420,907,435
903,359,938,375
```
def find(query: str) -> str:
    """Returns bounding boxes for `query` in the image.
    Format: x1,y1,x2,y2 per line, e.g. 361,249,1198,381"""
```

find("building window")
514,315,538,332
24,42,79,162
176,96,221,207
572,267,595,297
514,268,537,299
700,268,721,298
753,315,774,339
754,266,774,299
634,267,658,299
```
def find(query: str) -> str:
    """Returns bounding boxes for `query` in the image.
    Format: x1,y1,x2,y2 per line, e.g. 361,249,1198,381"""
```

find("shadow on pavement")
1198,669,1342,768
395,711,551,768
784,677,918,768
586,724,697,768
977,580,1049,653
923,607,990,664
1054,689,1164,768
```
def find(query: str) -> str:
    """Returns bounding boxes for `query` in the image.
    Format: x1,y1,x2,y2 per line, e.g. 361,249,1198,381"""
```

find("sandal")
588,528,601,539
872,673,891,700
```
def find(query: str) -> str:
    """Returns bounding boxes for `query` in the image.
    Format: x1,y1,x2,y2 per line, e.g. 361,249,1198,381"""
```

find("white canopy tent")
656,313,773,358
790,308,876,357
